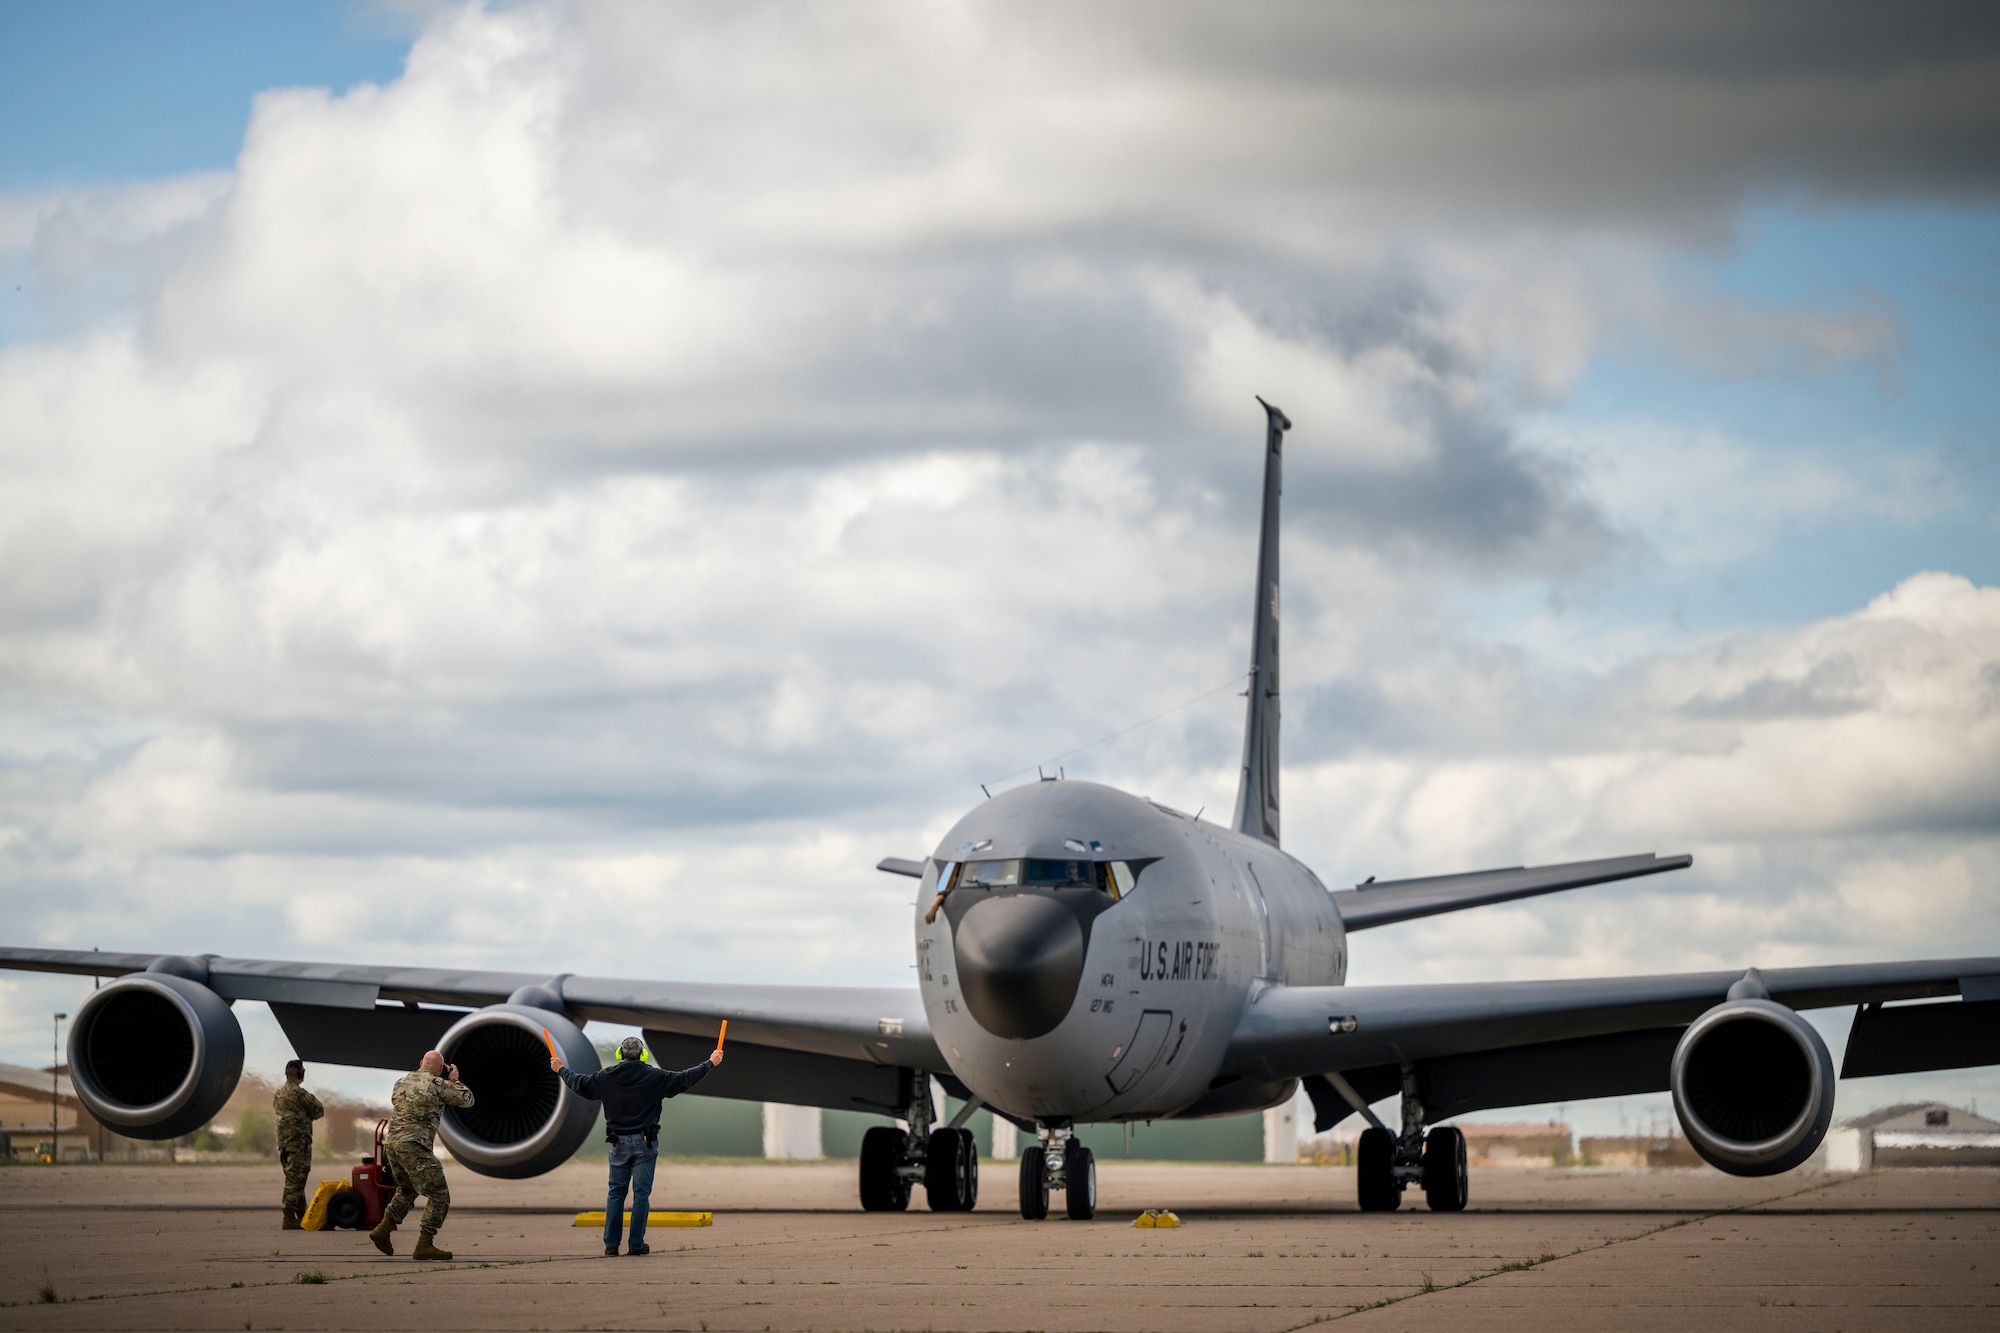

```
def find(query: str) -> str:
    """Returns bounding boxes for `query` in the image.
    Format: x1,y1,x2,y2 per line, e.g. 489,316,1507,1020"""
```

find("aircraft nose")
952,893,1085,1040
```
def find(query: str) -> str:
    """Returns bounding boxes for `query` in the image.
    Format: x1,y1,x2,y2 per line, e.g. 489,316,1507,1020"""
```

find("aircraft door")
1105,1009,1175,1095
1237,863,1275,980
1270,862,1340,985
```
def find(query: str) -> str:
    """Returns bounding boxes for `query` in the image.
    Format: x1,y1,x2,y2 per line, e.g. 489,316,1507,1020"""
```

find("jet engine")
1670,998,1834,1176
435,1000,602,1179
67,967,245,1140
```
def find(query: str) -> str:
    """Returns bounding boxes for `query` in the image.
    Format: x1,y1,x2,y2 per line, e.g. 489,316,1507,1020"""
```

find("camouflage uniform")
382,1069,475,1236
273,1082,325,1214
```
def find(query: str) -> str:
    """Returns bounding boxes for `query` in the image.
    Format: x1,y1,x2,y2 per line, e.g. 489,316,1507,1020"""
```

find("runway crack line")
1297,1175,1847,1327
0,1258,547,1310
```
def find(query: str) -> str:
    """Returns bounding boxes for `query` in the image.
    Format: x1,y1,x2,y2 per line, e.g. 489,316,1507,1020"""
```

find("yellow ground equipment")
1132,1209,1181,1228
572,1211,712,1227
300,1179,354,1231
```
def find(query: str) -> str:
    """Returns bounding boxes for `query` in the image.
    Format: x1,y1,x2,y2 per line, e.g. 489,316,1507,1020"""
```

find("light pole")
52,1013,66,1165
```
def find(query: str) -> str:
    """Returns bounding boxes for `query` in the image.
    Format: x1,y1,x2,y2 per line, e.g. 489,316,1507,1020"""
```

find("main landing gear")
1356,1068,1468,1213
1018,1122,1096,1220
858,1081,980,1213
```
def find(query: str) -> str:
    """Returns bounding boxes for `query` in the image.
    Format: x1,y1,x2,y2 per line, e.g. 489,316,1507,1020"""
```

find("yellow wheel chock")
300,1179,353,1231
571,1211,712,1227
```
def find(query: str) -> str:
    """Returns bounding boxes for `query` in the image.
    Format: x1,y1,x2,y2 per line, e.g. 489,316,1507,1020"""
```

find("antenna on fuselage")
1232,396,1290,847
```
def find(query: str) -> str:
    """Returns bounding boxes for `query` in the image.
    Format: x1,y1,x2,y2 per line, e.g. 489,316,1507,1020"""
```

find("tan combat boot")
369,1215,397,1255
411,1231,453,1262
282,1207,302,1230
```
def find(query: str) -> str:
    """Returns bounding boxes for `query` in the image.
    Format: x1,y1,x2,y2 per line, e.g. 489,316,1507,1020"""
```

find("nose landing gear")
1018,1122,1096,1220
1354,1068,1469,1213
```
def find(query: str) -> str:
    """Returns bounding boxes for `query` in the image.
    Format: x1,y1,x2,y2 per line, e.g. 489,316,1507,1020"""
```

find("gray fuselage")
916,779,1346,1125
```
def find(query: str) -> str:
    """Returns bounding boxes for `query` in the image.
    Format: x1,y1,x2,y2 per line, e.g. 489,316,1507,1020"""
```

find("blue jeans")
605,1133,659,1250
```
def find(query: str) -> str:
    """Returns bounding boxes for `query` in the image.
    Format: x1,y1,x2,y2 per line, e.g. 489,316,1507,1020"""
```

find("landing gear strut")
858,1079,980,1213
1355,1067,1468,1213
1018,1122,1095,1220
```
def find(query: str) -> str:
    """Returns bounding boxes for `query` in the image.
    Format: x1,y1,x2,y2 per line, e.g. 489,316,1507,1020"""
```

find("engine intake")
436,1004,601,1179
1671,998,1833,1177
67,972,244,1139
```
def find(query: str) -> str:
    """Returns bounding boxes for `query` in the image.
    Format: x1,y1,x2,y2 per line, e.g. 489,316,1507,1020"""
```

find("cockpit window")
947,857,1136,899
1022,859,1095,888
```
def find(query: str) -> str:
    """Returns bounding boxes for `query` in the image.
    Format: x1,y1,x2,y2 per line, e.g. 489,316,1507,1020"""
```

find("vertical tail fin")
1232,397,1289,846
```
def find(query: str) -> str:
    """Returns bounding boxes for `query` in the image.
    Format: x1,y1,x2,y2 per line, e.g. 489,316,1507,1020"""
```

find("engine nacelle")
436,1003,601,1179
1671,998,1834,1177
67,972,245,1140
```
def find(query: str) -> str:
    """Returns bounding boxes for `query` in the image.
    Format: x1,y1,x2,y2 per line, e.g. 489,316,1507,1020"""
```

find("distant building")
0,1062,155,1161
0,1063,391,1163
1822,1102,2000,1171
1462,1123,1573,1166
1577,1134,1704,1168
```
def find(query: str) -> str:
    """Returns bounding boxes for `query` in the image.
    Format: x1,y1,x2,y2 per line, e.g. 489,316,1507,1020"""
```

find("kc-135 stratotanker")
7,401,1997,1217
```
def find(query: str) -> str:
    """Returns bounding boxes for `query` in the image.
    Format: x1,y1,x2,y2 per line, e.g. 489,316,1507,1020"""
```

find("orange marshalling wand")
542,1027,557,1059
717,1020,728,1049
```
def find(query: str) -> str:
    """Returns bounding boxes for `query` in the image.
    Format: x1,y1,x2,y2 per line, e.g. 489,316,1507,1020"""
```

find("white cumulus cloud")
2,2,1994,1120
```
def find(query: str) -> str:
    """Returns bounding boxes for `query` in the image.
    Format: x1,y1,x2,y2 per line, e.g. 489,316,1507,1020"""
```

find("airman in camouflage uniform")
274,1059,325,1230
369,1049,474,1261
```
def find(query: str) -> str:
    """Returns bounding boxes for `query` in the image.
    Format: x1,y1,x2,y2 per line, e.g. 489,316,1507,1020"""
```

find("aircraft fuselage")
917,778,1345,1126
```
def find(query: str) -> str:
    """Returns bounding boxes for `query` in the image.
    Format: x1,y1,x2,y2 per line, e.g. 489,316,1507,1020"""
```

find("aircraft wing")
1329,852,1692,930
0,945,944,1114
1225,957,2000,1131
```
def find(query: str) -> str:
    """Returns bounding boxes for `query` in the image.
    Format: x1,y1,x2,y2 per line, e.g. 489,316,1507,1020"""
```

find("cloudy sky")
2,1,1997,1131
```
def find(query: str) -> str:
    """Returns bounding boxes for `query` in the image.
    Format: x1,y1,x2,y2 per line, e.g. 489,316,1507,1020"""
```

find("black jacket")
557,1058,712,1138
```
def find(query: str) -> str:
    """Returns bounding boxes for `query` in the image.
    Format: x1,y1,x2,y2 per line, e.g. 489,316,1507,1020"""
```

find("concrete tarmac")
1,1161,1995,1330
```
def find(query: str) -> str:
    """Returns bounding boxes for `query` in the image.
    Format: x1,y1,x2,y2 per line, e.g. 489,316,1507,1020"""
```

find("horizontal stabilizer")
1331,852,1691,931
876,857,926,878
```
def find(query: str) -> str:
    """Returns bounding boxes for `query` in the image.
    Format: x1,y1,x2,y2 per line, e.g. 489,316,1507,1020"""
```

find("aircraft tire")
925,1128,976,1212
859,1126,911,1212
1357,1127,1400,1212
1422,1126,1468,1212
1018,1145,1050,1219
1064,1144,1097,1220
959,1127,980,1210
